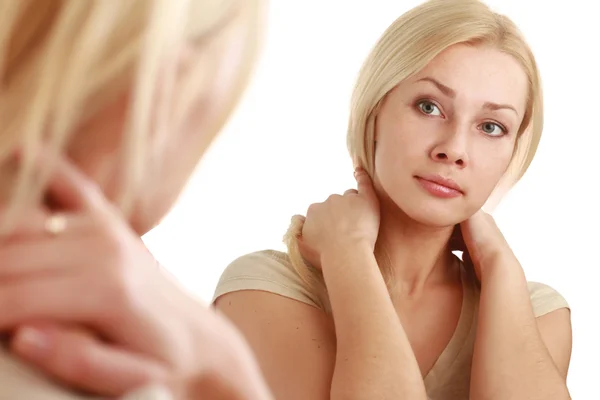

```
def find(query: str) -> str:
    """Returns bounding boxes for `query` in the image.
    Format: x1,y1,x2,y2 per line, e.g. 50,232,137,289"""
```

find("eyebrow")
416,76,518,115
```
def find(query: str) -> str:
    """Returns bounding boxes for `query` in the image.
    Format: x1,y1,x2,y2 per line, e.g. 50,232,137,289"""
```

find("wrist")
320,238,374,267
479,250,524,282
319,240,386,301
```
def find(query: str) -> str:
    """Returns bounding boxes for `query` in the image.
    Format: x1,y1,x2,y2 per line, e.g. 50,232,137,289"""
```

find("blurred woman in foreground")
0,0,271,399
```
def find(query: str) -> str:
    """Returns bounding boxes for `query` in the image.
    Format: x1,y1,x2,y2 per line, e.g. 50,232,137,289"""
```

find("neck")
376,200,458,296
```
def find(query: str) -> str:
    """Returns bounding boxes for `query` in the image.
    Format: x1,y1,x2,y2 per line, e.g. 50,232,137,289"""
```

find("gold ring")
44,214,67,236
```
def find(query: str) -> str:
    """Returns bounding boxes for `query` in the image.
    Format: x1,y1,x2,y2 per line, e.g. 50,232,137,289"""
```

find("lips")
414,174,464,199
416,174,463,193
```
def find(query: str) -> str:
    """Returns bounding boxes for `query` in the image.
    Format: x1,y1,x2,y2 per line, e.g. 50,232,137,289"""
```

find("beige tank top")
212,250,569,400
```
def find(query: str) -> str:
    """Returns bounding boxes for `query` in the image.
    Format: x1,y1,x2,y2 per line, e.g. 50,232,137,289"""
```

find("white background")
144,1,599,397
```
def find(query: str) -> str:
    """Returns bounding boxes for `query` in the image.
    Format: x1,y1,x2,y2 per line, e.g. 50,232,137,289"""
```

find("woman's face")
66,7,255,235
373,44,529,227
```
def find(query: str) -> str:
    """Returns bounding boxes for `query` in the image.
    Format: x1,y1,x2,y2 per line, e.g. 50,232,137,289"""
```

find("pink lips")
415,175,463,199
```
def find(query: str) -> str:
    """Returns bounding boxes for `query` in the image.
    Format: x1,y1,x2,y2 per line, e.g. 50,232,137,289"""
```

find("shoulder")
528,281,572,378
212,251,336,399
527,281,570,318
212,249,323,310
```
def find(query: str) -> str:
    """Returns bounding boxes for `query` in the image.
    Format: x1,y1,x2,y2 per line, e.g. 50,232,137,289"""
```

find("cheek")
376,114,427,166
373,118,430,204
133,30,250,232
67,94,129,200
471,144,514,198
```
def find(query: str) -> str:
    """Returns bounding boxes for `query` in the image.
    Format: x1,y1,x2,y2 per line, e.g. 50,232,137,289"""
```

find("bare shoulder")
214,251,335,400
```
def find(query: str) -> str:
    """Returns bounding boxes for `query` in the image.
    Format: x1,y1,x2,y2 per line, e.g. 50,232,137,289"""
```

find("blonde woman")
0,0,271,399
213,0,572,399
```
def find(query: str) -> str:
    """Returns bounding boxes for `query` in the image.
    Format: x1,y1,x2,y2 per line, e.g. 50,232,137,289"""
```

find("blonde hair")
283,0,544,303
0,0,263,229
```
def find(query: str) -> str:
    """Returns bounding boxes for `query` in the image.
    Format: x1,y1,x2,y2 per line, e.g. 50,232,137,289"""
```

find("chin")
403,204,465,228
128,198,172,236
129,210,158,236
387,189,472,228
376,177,477,228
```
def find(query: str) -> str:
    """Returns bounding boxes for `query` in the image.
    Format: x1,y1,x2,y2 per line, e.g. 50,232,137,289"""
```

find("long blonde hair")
284,0,544,304
0,0,263,229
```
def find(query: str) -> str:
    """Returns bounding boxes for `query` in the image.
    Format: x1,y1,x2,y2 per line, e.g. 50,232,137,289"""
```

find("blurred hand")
0,153,271,399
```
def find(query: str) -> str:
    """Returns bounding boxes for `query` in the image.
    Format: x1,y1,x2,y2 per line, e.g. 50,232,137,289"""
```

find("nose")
430,127,469,168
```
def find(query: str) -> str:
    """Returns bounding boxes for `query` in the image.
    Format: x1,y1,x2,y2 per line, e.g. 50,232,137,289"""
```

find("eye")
417,100,442,116
480,122,507,137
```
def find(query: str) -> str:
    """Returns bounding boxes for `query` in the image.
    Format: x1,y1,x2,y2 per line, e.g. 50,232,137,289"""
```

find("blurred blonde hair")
0,0,263,229
284,0,544,304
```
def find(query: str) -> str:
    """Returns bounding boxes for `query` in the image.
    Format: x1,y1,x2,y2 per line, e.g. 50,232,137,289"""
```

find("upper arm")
536,308,572,379
215,290,336,400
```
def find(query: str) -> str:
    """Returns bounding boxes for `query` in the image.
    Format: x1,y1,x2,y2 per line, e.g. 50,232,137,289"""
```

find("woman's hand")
454,210,517,280
297,167,380,269
9,321,169,396
0,154,271,399
461,214,571,400
9,313,269,399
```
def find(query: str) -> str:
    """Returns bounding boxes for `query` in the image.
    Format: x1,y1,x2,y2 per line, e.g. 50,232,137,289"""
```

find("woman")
0,0,271,399
213,0,572,399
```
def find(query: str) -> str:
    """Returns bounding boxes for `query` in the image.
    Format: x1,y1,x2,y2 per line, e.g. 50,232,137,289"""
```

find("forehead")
407,44,529,116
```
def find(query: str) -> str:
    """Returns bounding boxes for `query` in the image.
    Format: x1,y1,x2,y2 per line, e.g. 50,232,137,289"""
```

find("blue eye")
418,100,442,116
480,122,506,137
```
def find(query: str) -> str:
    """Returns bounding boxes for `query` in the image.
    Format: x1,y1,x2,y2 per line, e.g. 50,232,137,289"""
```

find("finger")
343,189,358,195
5,213,88,242
353,167,377,201
0,207,49,239
0,234,91,277
0,276,107,330
10,323,168,397
295,236,311,256
32,150,104,212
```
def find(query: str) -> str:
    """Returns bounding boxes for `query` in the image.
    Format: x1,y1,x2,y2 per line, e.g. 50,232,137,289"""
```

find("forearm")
471,255,570,400
321,242,426,400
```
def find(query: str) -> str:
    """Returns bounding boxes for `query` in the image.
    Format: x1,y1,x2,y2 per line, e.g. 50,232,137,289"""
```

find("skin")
67,22,247,236
215,44,572,399
0,2,273,399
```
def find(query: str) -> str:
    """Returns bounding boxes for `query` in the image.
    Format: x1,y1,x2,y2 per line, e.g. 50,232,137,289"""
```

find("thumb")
354,167,377,202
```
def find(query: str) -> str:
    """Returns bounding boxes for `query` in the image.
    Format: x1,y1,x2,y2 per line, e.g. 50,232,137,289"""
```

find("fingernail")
354,167,362,176
16,327,51,357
